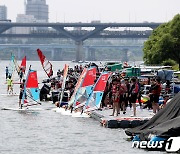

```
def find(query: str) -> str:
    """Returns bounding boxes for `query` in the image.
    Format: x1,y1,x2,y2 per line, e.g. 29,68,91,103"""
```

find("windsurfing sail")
73,67,97,109
84,72,111,112
8,53,16,77
68,68,87,107
20,56,26,73
37,49,53,78
59,64,69,107
8,53,21,77
21,68,40,107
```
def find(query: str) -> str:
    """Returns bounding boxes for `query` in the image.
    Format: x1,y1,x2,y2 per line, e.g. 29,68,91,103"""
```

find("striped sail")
84,72,111,112
68,68,87,107
37,49,53,78
59,64,69,107
74,67,97,109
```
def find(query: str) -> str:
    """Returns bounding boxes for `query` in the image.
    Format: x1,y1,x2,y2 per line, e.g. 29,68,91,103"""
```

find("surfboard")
53,107,65,113
60,109,73,116
1,107,44,111
0,93,19,96
71,112,90,118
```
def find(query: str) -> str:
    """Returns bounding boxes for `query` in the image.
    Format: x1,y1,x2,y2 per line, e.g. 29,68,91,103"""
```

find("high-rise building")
25,0,49,22
0,5,7,20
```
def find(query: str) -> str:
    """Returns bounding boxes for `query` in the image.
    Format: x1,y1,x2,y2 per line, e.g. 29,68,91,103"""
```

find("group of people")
102,76,141,117
5,66,26,108
46,64,168,117
101,75,165,117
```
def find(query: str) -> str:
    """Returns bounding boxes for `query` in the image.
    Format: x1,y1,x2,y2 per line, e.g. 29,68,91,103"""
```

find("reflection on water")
0,61,160,154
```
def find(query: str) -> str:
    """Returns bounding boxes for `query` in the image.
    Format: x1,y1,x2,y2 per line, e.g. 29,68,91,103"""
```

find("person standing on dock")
129,78,139,117
150,78,162,114
110,79,120,116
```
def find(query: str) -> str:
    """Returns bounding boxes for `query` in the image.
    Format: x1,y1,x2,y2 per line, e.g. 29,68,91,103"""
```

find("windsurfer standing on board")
19,79,26,108
7,75,13,94
5,66,9,79
19,68,24,82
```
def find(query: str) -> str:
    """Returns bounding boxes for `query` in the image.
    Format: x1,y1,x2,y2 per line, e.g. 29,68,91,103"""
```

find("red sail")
81,67,97,87
20,56,26,73
26,71,38,88
37,49,53,78
94,72,111,91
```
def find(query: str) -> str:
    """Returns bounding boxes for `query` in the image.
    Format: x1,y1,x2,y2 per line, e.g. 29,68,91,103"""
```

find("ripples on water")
0,61,162,154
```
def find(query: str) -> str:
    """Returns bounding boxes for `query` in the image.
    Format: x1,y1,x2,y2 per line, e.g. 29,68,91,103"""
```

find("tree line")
143,14,180,69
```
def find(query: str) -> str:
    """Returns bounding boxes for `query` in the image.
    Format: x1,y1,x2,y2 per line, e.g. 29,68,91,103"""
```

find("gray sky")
0,0,180,23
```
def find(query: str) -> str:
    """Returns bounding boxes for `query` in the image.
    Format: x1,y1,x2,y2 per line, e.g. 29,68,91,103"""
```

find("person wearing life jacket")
110,79,120,116
5,66,9,79
150,78,162,114
19,68,23,82
19,79,26,108
118,79,127,114
129,77,139,117
124,78,130,109
7,75,13,94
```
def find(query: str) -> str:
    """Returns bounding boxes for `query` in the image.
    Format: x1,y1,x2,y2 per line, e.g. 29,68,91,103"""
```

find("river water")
0,61,162,154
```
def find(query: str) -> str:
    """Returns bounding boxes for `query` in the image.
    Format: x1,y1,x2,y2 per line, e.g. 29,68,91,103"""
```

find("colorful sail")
8,53,15,77
22,69,40,107
84,72,111,112
20,56,26,73
68,68,87,107
13,56,20,75
37,49,53,78
59,64,69,107
74,67,97,109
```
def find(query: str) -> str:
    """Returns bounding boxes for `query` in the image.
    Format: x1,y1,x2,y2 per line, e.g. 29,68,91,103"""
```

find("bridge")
0,22,163,61
0,44,143,61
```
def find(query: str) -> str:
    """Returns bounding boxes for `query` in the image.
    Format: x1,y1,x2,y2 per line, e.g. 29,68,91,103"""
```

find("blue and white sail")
21,68,40,107
84,72,111,112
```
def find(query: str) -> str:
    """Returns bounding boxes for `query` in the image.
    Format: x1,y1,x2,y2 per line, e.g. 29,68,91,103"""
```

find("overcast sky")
0,0,180,23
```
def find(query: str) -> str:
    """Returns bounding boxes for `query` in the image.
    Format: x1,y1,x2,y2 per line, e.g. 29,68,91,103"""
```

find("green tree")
143,14,180,68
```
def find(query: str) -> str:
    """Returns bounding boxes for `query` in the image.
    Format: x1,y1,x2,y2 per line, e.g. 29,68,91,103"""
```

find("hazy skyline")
0,0,180,23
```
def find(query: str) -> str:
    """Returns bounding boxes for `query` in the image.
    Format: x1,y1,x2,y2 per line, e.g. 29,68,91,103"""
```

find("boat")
125,93,180,150
105,62,122,72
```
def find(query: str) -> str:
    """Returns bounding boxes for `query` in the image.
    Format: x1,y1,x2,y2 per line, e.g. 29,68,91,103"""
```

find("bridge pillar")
58,48,63,61
75,41,83,62
88,48,96,61
18,48,21,60
52,48,63,61
51,49,55,60
85,47,89,60
121,48,128,62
